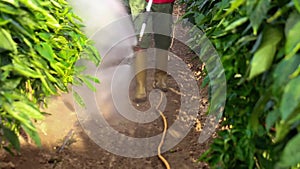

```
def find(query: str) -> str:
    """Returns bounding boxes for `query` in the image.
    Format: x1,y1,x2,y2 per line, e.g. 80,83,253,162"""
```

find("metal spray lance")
138,0,153,42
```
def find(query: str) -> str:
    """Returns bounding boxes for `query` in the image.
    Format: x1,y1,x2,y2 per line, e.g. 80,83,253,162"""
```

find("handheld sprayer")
138,0,153,42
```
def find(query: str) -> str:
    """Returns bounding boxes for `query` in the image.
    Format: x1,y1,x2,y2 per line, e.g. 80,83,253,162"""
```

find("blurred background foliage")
179,0,300,168
0,0,100,154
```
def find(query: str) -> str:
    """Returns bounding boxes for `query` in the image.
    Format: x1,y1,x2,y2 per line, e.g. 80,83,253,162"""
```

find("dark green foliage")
0,0,100,153
180,0,300,168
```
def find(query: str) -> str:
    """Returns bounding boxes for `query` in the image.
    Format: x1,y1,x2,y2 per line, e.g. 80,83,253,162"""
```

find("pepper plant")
180,0,300,168
0,0,100,153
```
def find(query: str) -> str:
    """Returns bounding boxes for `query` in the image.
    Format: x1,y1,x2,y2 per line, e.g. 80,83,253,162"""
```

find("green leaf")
13,101,44,120
49,62,64,76
285,11,300,58
35,43,55,62
248,0,270,35
78,75,97,92
225,17,248,31
272,54,300,95
39,75,57,95
84,75,100,84
44,70,58,83
275,122,290,142
52,36,68,45
19,0,60,29
73,91,85,107
49,0,62,9
195,13,205,25
54,78,68,92
236,35,257,45
10,19,36,40
38,32,51,42
201,75,210,88
280,76,300,121
278,133,300,168
224,0,245,16
2,0,19,7
250,89,272,132
21,123,41,147
265,110,280,131
2,126,20,151
0,28,17,52
267,2,292,23
2,78,22,90
198,148,212,162
11,62,42,78
74,65,87,73
0,2,19,15
0,18,11,26
290,65,300,78
294,0,300,13
248,26,283,80
3,103,36,130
